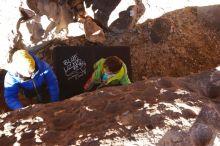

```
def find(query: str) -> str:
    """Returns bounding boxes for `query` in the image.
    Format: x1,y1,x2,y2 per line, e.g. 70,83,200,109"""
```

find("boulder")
1,69,220,145
83,16,106,43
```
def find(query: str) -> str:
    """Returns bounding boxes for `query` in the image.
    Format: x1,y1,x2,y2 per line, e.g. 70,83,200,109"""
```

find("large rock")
84,0,145,33
1,69,220,145
83,16,106,43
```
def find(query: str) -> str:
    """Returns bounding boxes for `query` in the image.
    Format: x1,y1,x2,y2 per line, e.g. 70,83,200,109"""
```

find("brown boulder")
1,69,220,145
83,16,106,43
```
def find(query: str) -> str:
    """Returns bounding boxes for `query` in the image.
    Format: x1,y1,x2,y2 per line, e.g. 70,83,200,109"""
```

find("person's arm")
93,58,103,69
83,75,94,91
43,63,60,102
84,59,104,91
4,73,23,110
119,64,131,85
120,74,131,85
92,58,105,82
84,70,102,91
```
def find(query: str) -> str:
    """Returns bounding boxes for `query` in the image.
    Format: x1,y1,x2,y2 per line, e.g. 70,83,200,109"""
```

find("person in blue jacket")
4,49,60,110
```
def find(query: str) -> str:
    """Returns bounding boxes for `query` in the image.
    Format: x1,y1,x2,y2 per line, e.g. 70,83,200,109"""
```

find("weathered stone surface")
150,18,171,43
1,69,220,145
84,0,145,33
197,5,220,31
190,123,214,146
83,16,106,43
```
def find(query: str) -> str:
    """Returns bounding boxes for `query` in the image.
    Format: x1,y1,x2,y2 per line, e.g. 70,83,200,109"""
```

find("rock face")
84,0,144,33
83,16,106,43
1,69,220,145
197,5,220,31
150,18,171,43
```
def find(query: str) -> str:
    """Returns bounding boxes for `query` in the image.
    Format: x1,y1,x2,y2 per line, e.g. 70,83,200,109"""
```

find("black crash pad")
52,45,132,99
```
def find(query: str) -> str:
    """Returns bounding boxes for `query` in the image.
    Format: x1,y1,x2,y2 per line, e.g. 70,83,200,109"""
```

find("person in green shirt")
84,56,131,91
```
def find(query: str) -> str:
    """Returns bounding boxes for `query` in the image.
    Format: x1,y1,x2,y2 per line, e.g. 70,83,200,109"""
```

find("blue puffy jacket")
4,52,59,110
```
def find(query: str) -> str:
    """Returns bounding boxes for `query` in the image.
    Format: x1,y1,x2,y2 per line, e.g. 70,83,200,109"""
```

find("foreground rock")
1,1,220,81
83,16,106,43
1,68,220,145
